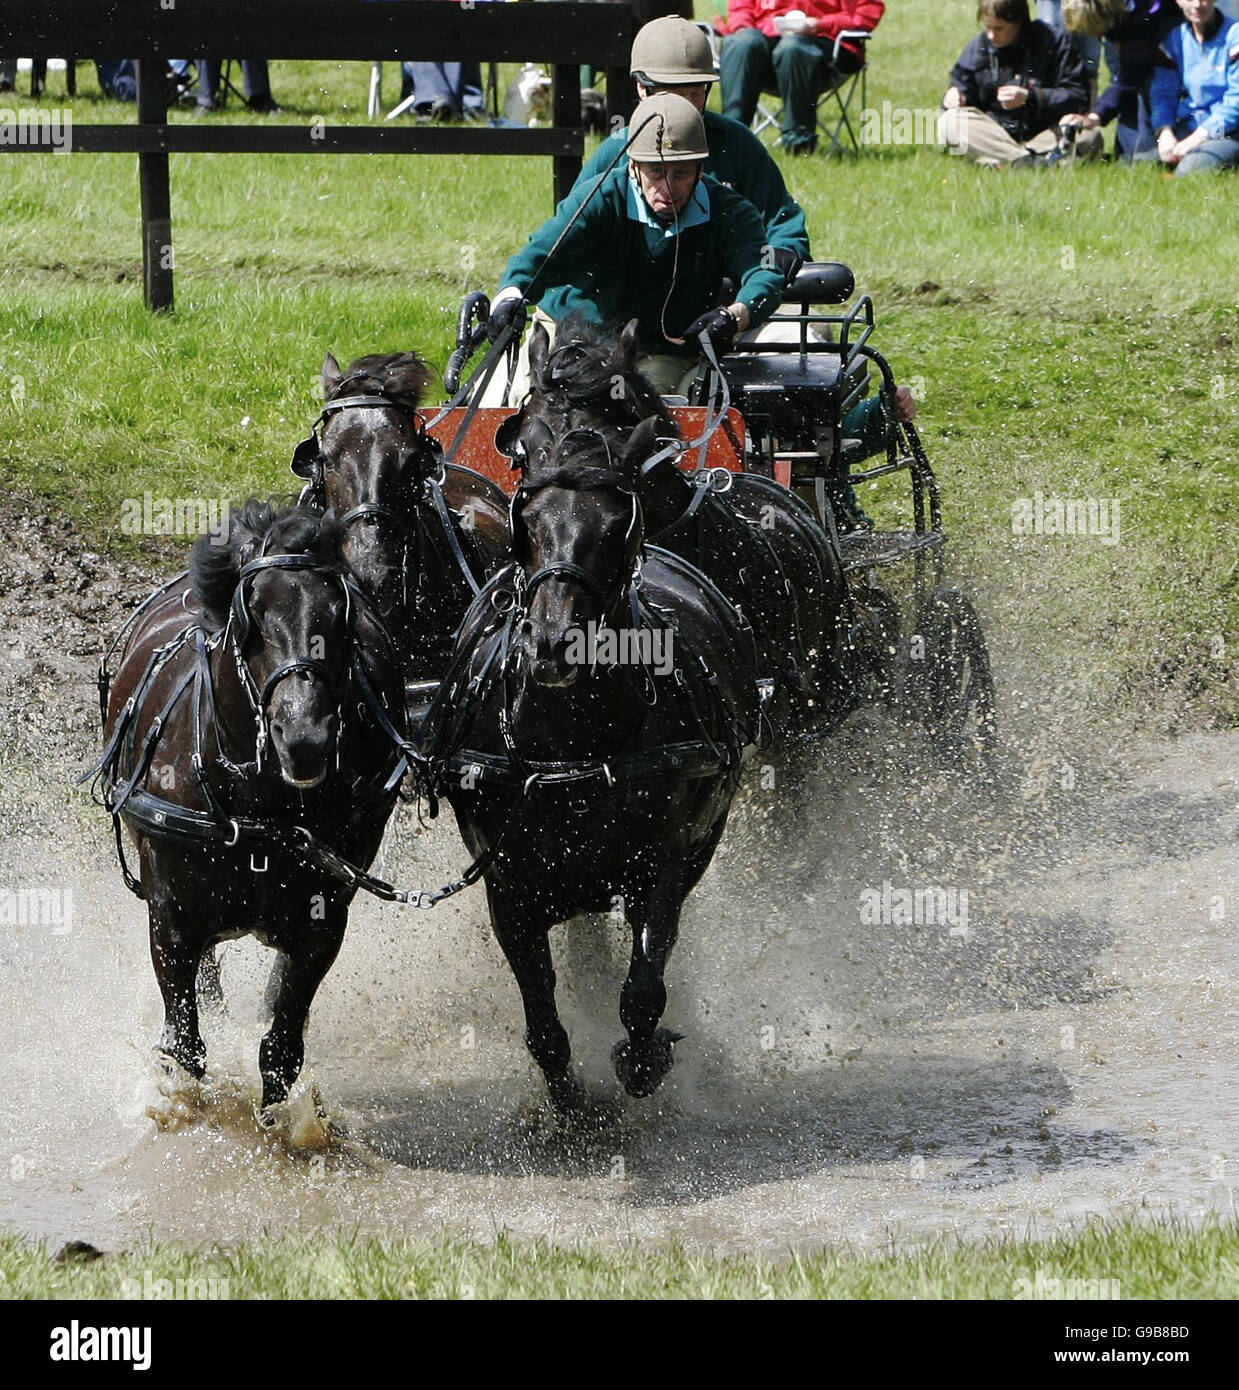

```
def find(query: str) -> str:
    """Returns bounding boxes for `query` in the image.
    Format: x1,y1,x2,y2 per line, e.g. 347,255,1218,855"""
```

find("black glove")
683,307,739,359
772,247,804,288
486,293,527,344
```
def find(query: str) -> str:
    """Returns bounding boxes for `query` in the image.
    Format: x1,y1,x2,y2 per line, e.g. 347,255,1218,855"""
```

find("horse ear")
623,415,662,466
528,320,550,387
617,319,640,371
321,351,342,400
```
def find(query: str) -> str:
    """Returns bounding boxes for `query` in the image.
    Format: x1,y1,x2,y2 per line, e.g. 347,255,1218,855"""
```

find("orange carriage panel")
426,406,750,497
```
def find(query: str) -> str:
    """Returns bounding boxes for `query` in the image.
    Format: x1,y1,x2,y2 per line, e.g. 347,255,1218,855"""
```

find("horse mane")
539,316,672,430
333,352,431,411
190,499,344,632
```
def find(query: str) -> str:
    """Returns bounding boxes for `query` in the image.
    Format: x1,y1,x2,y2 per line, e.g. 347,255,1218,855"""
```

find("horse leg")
491,898,591,1123
612,874,685,1098
258,925,343,1114
196,946,224,1015
148,885,208,1081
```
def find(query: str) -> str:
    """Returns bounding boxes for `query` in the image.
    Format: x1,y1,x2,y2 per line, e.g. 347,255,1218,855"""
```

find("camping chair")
738,29,873,156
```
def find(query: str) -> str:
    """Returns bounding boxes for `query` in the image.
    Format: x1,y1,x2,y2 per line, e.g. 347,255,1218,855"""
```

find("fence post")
551,64,582,205
136,59,174,312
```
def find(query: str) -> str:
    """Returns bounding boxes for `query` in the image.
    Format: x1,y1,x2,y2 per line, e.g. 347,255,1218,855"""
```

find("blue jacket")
1151,12,1239,138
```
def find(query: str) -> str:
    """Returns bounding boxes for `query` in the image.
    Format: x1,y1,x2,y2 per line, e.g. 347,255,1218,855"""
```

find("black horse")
496,319,857,746
295,351,510,686
423,421,760,1123
91,502,409,1119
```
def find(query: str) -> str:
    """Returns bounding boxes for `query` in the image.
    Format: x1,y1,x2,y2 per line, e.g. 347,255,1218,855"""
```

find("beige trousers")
937,106,1103,165
477,309,701,406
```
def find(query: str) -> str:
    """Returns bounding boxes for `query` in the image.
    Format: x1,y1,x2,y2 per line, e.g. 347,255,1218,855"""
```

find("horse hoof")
258,1082,334,1149
611,1028,683,1098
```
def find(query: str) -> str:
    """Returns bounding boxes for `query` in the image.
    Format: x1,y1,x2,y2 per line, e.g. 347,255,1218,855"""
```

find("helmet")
627,93,709,164
630,16,718,87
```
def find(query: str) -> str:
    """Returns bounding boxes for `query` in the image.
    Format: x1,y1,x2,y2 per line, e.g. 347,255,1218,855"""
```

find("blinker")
291,432,322,480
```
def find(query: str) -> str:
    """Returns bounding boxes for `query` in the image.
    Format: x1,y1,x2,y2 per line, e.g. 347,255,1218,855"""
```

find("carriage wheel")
905,587,998,767
849,581,903,708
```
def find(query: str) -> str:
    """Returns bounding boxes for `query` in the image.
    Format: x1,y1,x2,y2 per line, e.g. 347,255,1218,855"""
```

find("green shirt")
500,165,786,358
581,109,811,265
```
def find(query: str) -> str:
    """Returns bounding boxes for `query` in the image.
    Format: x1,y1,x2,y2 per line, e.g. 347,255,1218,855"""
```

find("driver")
574,15,810,287
486,92,787,400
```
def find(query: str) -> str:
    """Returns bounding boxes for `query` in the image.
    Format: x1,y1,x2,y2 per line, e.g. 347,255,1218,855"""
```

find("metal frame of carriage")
430,263,998,766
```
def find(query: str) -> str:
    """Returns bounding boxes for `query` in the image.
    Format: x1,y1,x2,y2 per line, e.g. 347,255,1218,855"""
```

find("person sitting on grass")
938,0,1101,166
1142,0,1239,173
1059,0,1181,160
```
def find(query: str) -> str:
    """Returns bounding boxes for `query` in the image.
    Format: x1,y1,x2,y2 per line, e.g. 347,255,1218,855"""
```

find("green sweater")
500,166,786,358
579,109,810,265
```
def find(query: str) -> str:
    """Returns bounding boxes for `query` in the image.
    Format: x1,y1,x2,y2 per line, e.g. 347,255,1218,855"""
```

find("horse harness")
82,550,434,906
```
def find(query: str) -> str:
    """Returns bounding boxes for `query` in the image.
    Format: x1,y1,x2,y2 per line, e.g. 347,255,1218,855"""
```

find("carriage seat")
782,261,854,306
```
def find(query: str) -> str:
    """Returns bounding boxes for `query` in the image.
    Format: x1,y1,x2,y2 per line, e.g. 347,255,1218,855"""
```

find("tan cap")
627,92,709,163
630,16,718,86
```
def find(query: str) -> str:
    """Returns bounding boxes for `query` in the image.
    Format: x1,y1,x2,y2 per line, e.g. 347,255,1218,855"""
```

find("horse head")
496,317,677,476
191,501,357,790
297,351,442,624
511,418,653,688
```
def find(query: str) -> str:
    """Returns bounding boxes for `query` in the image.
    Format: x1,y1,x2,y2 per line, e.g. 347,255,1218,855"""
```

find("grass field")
1,2,1235,731
3,1216,1236,1299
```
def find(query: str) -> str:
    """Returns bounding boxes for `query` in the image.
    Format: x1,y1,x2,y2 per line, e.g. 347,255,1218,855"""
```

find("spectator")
717,1,886,155
399,61,484,121
96,60,138,103
196,59,279,114
1037,0,1117,83
1144,0,1239,173
938,0,1100,165
1060,1,1180,158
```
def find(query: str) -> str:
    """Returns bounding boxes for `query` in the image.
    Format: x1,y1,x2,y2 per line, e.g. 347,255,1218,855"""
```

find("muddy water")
1,676,1234,1257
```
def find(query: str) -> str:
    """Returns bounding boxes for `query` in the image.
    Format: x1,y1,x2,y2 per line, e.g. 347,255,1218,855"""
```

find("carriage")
429,262,997,769
86,263,998,1125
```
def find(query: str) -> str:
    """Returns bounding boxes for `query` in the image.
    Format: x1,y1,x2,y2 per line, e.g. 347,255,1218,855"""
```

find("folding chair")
736,29,873,156
815,30,870,156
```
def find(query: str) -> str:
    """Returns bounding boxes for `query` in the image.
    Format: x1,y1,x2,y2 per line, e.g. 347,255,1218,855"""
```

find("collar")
626,170,710,240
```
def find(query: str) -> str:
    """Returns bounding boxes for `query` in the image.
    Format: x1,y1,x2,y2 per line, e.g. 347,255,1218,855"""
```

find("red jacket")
719,0,885,58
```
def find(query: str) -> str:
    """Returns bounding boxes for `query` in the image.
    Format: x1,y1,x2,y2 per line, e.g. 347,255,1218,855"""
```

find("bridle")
292,379,445,607
509,428,645,620
223,550,362,773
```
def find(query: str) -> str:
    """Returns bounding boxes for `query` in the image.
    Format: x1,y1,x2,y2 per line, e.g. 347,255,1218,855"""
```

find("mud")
0,491,1234,1259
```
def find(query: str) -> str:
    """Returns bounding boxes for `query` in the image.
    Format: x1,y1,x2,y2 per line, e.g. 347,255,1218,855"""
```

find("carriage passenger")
574,16,811,285
486,93,787,400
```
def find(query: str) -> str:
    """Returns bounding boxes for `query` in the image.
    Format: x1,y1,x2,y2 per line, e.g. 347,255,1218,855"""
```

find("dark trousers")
720,28,860,151
400,61,483,115
0,58,16,90
197,58,271,109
